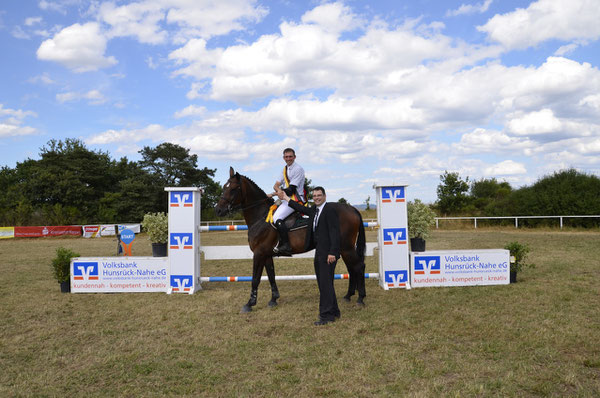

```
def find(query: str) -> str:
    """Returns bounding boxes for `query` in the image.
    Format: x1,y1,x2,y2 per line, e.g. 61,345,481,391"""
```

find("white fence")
434,215,600,229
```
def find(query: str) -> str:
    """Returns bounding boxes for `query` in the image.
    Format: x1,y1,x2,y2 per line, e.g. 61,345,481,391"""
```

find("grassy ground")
1,228,599,397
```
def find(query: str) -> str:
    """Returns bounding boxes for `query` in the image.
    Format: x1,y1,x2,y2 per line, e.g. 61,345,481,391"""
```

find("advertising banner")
166,188,202,294
99,224,141,236
375,184,410,290
0,227,15,239
411,249,510,288
70,257,169,293
82,225,101,238
14,226,82,238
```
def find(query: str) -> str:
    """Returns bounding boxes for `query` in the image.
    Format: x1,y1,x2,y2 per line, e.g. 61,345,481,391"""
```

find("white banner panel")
166,188,202,294
375,184,410,289
70,257,169,293
411,249,510,288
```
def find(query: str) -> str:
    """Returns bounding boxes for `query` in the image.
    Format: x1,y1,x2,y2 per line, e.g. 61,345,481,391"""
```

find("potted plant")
407,199,436,252
142,212,168,257
50,247,80,293
504,241,535,283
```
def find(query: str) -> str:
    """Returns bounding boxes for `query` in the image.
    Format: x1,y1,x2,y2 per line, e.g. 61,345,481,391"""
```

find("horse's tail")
354,207,366,262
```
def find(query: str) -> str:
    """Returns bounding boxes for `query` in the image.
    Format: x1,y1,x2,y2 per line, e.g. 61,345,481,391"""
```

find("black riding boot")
273,219,292,256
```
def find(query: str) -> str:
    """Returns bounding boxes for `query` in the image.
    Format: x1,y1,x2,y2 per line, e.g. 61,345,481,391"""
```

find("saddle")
269,211,310,231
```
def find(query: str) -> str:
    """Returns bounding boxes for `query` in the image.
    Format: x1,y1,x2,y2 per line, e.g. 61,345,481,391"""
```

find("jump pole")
200,273,380,282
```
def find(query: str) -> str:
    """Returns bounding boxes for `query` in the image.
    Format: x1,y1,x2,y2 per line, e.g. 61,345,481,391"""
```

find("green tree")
138,142,221,216
506,169,600,227
470,178,512,215
17,139,119,224
436,171,470,215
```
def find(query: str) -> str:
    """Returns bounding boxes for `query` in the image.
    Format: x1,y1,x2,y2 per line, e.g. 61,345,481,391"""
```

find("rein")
221,189,272,214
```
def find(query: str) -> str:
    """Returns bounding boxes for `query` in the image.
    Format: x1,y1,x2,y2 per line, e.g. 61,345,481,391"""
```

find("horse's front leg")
241,255,265,313
264,256,280,307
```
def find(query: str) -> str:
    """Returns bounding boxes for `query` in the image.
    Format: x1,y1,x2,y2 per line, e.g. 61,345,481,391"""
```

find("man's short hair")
283,148,296,156
313,186,325,195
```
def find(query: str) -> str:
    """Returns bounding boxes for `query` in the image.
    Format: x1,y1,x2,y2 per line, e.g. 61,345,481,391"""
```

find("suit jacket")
288,200,340,259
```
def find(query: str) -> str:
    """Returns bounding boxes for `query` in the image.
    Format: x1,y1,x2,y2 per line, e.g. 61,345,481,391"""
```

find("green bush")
142,212,168,243
407,199,436,239
504,241,535,273
51,247,80,283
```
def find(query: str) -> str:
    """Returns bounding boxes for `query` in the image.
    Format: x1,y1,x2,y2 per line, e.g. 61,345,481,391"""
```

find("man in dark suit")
278,186,341,325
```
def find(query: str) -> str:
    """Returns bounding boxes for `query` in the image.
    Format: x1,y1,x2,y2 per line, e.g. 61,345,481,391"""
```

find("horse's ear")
229,167,234,178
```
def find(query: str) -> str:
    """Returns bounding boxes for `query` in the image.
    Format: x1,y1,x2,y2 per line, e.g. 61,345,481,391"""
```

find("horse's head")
215,167,244,217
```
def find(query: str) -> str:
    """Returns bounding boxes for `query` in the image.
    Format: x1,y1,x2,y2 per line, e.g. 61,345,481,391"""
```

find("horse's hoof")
356,300,366,307
343,296,351,302
241,305,252,313
268,300,278,308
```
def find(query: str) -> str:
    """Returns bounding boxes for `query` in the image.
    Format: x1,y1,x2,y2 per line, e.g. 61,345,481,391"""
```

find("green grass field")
1,228,599,397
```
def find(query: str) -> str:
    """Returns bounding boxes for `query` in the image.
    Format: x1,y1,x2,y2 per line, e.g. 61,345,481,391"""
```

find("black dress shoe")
314,318,334,326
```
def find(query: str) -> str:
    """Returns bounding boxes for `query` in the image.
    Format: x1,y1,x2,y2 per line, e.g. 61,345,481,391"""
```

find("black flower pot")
510,270,517,283
152,242,168,257
60,280,71,293
410,237,426,252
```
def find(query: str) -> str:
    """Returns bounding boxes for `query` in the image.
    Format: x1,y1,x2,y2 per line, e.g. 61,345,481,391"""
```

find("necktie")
313,207,319,231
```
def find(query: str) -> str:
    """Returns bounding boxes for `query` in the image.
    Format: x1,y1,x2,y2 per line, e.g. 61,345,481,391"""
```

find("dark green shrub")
50,247,80,283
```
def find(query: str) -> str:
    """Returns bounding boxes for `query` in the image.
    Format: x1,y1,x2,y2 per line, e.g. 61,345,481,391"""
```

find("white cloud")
37,22,117,72
0,104,37,137
554,43,579,56
38,0,67,14
478,0,600,50
98,1,167,44
25,17,42,26
28,73,56,85
507,109,562,136
174,105,207,118
447,0,493,17
96,0,267,45
301,2,362,34
166,0,268,42
456,128,533,154
484,160,526,176
56,90,107,105
11,26,30,39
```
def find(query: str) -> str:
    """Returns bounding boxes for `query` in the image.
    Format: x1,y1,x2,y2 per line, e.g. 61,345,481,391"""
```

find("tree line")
0,139,222,226
2,139,599,228
435,169,600,227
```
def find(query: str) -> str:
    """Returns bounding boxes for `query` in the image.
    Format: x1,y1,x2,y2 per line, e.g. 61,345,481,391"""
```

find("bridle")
218,181,271,214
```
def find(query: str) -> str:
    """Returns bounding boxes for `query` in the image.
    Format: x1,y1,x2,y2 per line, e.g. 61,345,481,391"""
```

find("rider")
272,148,305,256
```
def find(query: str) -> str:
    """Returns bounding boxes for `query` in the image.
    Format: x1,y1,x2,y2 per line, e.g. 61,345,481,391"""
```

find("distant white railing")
435,215,600,229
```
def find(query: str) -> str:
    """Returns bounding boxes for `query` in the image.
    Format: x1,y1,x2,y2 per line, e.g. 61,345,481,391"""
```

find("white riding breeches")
273,201,294,222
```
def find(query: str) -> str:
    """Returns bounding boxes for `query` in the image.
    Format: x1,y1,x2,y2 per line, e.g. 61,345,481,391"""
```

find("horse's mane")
240,173,275,205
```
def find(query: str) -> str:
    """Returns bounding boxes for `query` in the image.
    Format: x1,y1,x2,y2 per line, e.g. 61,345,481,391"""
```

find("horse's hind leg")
341,249,366,306
341,250,357,302
265,256,280,307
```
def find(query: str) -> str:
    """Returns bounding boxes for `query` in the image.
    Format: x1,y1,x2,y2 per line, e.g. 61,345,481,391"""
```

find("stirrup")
273,243,292,257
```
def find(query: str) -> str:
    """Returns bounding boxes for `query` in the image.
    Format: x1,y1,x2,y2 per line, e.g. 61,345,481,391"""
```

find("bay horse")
215,167,367,313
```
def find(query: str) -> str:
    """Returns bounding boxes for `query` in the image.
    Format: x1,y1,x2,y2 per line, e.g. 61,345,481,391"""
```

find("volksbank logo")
171,275,193,292
73,261,99,280
381,187,405,203
414,256,441,275
385,270,408,287
170,192,193,207
383,228,407,245
170,233,193,249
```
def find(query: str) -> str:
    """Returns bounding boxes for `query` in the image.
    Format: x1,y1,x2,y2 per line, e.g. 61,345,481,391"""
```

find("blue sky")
2,0,600,205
